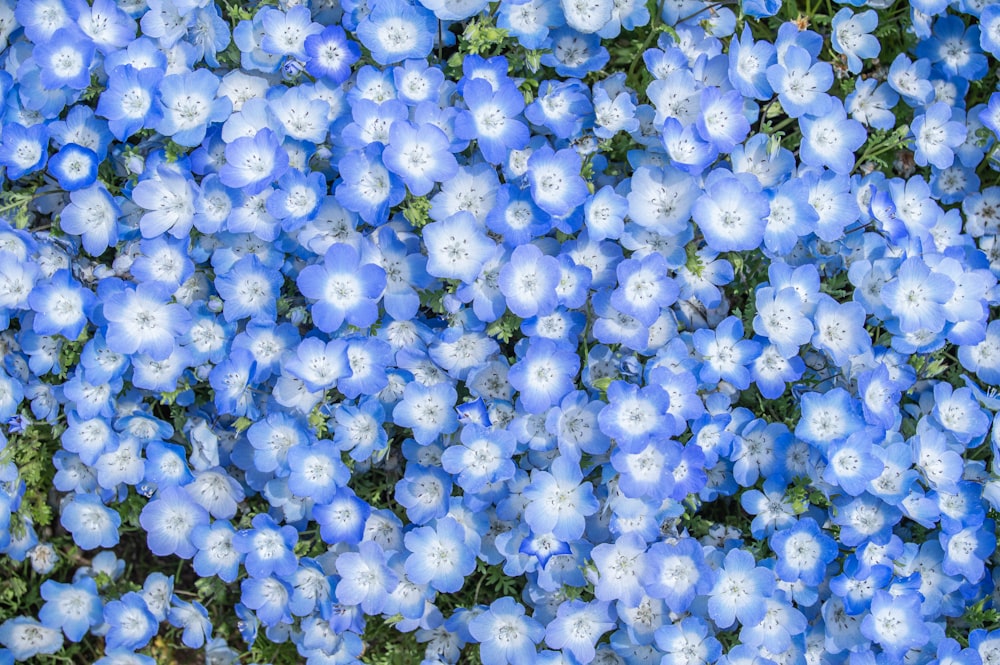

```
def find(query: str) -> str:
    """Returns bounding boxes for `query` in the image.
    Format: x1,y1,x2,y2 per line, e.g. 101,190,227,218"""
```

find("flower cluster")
0,0,999,663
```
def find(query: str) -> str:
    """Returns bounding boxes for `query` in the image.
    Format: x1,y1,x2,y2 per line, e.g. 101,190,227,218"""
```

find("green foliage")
402,196,433,229
786,476,831,514
854,124,912,173
3,423,64,531
361,616,425,664
446,18,513,64
0,188,36,230
485,313,522,344
948,597,1000,646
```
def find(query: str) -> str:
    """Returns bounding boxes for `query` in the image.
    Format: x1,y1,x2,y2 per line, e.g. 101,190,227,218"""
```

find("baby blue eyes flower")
233,514,299,579
707,548,775,630
423,212,497,284
335,540,398,615
861,591,929,660
799,102,867,175
130,166,198,239
766,45,833,119
139,485,210,559
383,120,460,197
47,143,98,191
60,494,122,550
441,424,516,493
469,597,544,665
191,521,242,583
39,579,103,643
526,146,589,218
404,516,477,593
0,617,64,661
296,242,387,333
498,244,561,319
35,27,96,91
356,0,436,65
154,69,231,147
831,8,880,74
304,25,361,84
692,174,769,253
219,128,289,196
911,101,968,170
543,599,616,664
523,455,598,542
102,282,191,360
455,78,530,165
0,122,49,181
101,593,158,652
335,144,407,226
541,27,610,77
393,381,459,446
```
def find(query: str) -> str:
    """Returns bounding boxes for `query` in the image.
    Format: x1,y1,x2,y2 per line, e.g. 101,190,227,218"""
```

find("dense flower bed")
0,0,999,662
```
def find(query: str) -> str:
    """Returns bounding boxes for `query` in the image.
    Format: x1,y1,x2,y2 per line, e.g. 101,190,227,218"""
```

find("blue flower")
219,128,289,195
258,6,321,59
767,45,833,119
233,513,299,579
469,597,545,665
941,522,996,583
524,80,592,140
831,8,880,74
887,53,935,107
97,65,163,141
441,424,517,493
102,592,158,651
423,211,497,284
0,123,49,181
508,338,580,414
917,14,988,81
696,87,751,152
39,578,102,643
314,487,371,545
498,244,561,319
394,462,453,525
154,69,231,147
544,599,616,664
191,521,242,583
707,548,775,629
455,78,530,165
0,617,63,661
240,576,293,627
335,145,406,226
655,617,721,665
296,243,387,333
47,143,99,191
799,101,867,174
404,516,476,593
728,26,775,101
541,28,609,77
139,485,210,558
287,441,349,504
356,0,436,65
102,282,190,360
911,101,967,169
335,540,398,615
626,165,698,235
523,455,598,542
60,494,121,550
167,600,212,649
526,145,589,219
383,120,459,196
861,591,929,659
304,25,361,83
130,165,199,238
